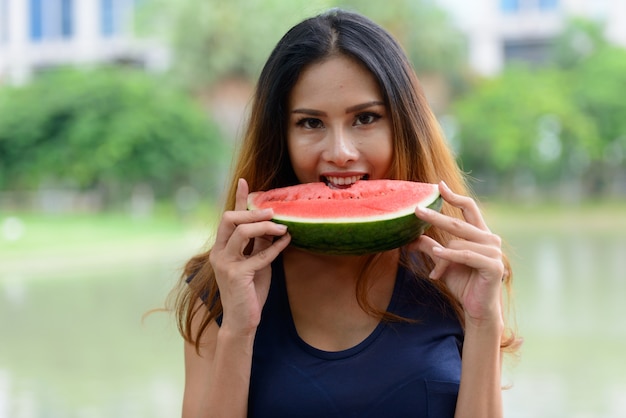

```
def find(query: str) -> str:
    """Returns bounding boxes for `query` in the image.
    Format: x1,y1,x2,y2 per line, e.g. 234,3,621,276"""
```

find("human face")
287,55,393,188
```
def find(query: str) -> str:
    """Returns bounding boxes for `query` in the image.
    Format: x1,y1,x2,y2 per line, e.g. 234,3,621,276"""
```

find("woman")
174,8,520,418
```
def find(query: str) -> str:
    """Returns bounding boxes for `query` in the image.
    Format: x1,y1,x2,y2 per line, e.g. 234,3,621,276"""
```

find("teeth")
326,175,363,186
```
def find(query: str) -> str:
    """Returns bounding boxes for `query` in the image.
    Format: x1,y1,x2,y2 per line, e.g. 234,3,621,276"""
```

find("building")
0,0,169,85
435,0,626,76
3,0,625,83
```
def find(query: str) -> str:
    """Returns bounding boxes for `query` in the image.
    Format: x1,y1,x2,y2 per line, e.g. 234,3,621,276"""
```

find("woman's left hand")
410,181,506,327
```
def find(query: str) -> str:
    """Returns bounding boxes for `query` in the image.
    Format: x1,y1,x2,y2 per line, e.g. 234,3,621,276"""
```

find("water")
0,261,186,418
501,229,626,418
1,210,625,417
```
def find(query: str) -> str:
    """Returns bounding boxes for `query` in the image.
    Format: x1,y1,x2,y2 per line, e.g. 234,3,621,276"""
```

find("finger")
431,245,505,282
226,221,288,256
446,238,503,260
411,234,503,281
235,178,249,211
409,233,440,255
409,235,452,280
438,181,489,231
242,232,291,272
214,209,275,249
415,205,496,245
429,239,503,281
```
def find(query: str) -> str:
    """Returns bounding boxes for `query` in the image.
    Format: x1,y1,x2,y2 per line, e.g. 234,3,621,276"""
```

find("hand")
209,179,291,335
410,181,505,328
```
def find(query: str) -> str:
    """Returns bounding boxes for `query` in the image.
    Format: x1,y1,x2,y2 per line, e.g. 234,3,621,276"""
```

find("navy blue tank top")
248,257,463,418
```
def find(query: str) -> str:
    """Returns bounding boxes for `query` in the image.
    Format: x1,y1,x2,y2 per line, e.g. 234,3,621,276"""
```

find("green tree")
568,45,626,194
550,17,608,69
0,67,228,203
335,0,467,82
139,0,332,90
140,0,468,98
451,17,626,198
452,66,597,196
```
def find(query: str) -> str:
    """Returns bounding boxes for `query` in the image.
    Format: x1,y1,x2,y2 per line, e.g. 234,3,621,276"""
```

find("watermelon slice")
247,180,442,255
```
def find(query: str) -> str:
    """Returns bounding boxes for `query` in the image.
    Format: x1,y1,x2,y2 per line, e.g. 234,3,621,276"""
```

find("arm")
182,179,291,418
412,181,507,418
455,317,504,418
182,306,256,418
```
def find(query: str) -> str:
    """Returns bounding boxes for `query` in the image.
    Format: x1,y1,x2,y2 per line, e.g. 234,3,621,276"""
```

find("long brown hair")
172,8,520,354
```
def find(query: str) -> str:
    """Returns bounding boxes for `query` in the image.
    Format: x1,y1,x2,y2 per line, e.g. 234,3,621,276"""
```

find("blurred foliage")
139,0,468,93
0,67,229,203
2,2,624,205
550,17,607,69
452,18,626,198
452,66,597,187
336,0,467,90
138,0,332,90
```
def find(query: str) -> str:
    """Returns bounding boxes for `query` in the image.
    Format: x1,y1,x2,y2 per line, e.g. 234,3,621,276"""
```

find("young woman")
174,8,520,418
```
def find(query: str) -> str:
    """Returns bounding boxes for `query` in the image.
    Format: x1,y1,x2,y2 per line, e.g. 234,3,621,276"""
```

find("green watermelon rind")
271,195,443,255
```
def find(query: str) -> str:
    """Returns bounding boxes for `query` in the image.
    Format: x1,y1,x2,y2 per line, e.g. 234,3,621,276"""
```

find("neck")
280,247,399,351
282,247,399,274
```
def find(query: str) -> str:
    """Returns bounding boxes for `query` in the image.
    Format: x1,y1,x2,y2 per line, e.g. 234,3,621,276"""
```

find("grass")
2,198,625,285
481,199,626,236
0,207,216,283
2,199,624,261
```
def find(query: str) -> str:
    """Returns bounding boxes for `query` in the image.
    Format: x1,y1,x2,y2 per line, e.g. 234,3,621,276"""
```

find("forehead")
288,55,383,109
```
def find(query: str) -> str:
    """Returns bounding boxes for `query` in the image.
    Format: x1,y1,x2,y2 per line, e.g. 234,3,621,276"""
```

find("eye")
296,117,324,129
354,112,381,126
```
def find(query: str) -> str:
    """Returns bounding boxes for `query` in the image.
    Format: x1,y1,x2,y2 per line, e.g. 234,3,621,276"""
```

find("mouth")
321,174,369,189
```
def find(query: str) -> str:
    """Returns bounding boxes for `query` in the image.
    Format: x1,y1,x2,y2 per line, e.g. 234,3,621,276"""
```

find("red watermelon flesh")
247,180,442,254
249,180,439,222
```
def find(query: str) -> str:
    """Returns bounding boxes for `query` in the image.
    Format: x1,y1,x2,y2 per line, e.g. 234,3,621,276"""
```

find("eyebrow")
346,101,385,113
291,101,385,116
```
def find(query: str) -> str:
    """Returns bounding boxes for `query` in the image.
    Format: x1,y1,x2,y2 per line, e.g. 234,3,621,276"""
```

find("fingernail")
432,246,443,253
276,224,288,232
440,180,450,191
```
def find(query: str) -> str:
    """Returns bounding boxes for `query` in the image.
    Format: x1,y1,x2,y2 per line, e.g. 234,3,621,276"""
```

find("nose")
324,128,359,166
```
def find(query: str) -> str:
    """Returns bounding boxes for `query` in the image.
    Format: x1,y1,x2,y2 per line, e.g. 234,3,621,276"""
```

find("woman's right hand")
209,178,291,336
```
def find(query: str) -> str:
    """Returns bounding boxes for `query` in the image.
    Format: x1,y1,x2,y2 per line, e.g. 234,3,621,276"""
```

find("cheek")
369,137,394,177
287,138,315,180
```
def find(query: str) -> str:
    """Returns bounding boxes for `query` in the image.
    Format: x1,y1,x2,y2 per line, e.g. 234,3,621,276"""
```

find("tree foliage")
452,19,626,197
140,0,468,92
452,66,596,188
139,0,333,89
0,67,228,202
336,0,467,79
550,17,608,69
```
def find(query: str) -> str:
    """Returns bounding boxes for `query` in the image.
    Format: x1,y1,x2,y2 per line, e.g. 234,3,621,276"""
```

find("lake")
1,204,625,417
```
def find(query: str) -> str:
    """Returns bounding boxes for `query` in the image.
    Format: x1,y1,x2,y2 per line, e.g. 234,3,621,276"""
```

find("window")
101,0,114,36
101,0,134,37
501,0,520,13
0,0,8,43
29,0,43,40
61,0,73,37
539,0,559,11
503,38,553,66
501,0,558,13
29,0,74,42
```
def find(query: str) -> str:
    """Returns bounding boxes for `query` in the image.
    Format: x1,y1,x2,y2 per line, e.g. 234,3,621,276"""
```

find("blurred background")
1,0,625,417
